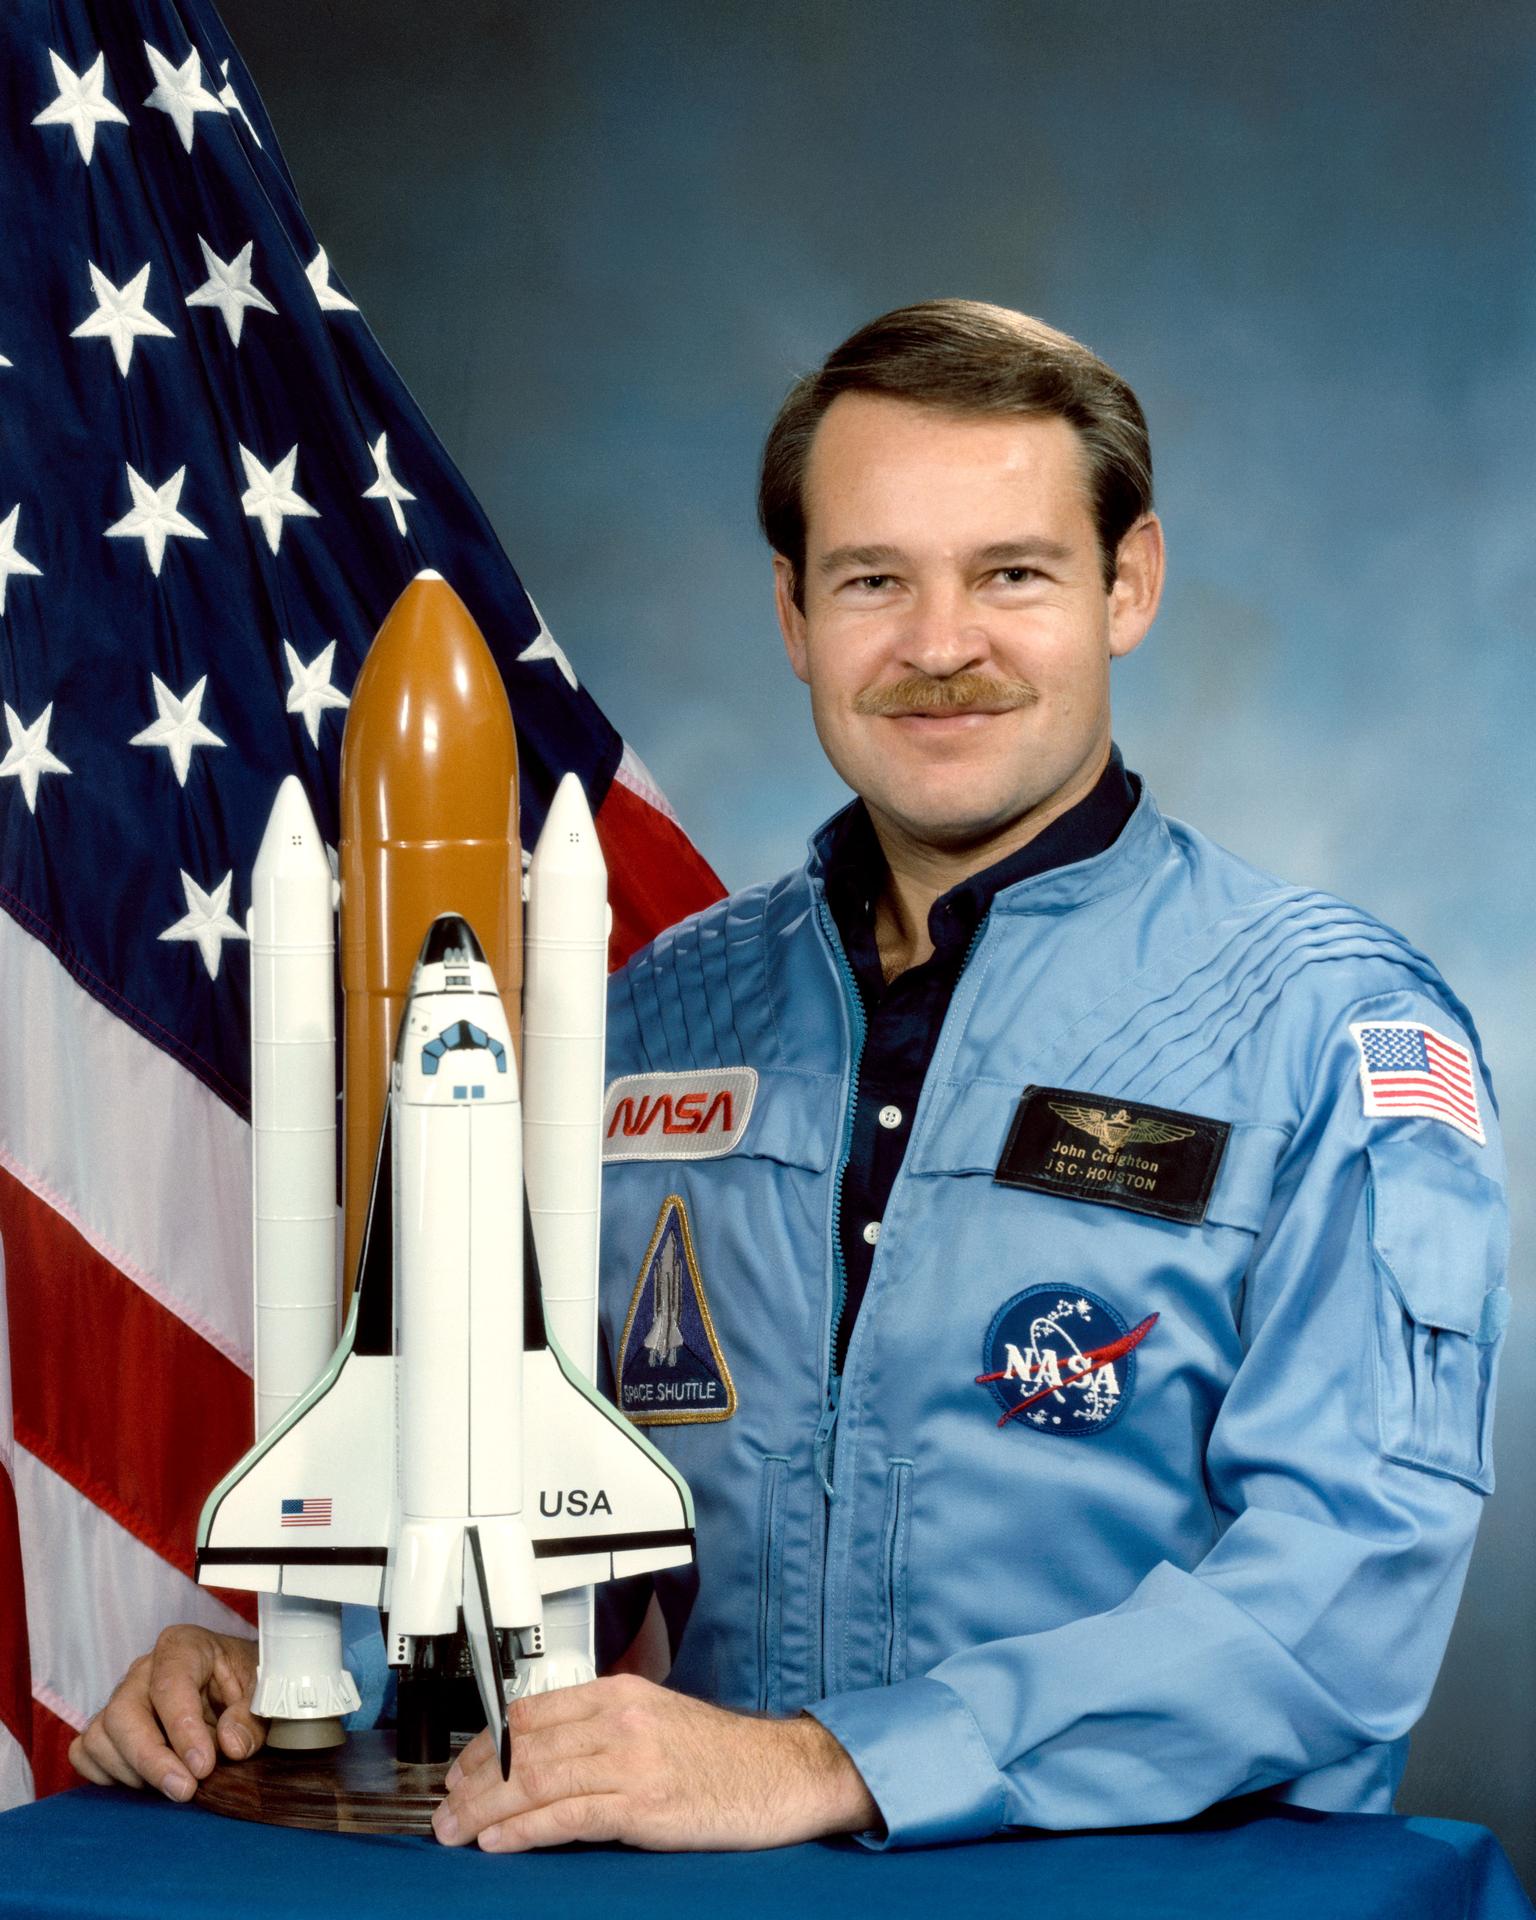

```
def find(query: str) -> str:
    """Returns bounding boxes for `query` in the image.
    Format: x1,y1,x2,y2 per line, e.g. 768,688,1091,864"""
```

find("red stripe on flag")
0,1168,254,1584
0,1457,31,1774
596,781,724,972
1371,1078,1480,1124
1373,1083,1478,1117
1408,1038,1474,1080
28,1697,78,1801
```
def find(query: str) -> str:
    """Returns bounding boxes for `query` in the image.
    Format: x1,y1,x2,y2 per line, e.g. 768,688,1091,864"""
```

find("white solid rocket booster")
522,773,610,1688
248,777,359,1743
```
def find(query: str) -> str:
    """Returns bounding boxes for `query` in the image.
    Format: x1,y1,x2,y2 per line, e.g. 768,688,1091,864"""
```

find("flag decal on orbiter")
617,1195,736,1426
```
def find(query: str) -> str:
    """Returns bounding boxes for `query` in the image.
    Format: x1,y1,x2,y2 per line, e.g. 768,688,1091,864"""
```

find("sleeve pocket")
1367,1142,1508,1494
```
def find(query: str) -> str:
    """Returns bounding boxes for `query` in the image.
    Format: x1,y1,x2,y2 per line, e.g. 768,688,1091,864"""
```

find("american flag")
1351,1021,1485,1146
279,1498,332,1529
0,0,722,1804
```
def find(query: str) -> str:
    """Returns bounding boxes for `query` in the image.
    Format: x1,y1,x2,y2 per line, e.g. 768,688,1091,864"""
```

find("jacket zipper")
817,905,984,1404
812,896,863,1695
812,898,986,1692
815,896,868,1425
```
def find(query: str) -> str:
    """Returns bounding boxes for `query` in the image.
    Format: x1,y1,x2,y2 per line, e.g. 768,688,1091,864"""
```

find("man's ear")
1107,514,1165,662
773,555,811,685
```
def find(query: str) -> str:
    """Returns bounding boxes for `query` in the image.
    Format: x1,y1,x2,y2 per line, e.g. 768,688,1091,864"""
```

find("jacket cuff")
807,1676,1009,1848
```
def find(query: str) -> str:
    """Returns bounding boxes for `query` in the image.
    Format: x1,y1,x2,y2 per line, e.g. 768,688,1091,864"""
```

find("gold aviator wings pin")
1049,1104,1197,1156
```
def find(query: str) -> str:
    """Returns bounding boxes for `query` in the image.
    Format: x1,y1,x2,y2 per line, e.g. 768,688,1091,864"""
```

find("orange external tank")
338,570,523,1302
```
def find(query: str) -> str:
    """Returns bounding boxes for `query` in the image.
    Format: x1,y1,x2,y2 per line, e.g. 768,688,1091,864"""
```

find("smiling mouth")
885,704,1017,719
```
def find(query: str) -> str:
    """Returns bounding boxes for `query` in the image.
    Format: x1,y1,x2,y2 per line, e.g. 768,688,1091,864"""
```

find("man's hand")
68,1627,265,1800
433,1673,879,1852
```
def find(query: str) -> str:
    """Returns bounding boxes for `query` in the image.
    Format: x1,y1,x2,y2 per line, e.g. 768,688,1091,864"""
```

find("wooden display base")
193,1729,463,1835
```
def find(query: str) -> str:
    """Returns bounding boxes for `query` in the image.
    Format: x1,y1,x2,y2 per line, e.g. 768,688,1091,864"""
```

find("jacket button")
878,1104,903,1129
862,1220,882,1245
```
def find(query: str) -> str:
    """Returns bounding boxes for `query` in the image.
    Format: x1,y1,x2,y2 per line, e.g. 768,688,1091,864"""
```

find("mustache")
853,673,1038,717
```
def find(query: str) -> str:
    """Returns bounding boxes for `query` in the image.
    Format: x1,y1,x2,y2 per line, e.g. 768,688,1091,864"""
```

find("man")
71,302,1508,1855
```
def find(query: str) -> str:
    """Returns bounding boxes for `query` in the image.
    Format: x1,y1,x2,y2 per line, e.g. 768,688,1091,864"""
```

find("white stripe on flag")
615,740,680,825
0,913,253,1374
0,1226,13,1484
14,1446,248,1730
0,1720,32,1814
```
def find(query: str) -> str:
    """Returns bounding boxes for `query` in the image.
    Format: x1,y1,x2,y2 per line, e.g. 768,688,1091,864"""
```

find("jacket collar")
806,760,1173,925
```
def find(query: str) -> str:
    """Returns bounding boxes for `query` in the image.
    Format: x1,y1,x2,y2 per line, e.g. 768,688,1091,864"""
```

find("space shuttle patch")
617,1195,737,1426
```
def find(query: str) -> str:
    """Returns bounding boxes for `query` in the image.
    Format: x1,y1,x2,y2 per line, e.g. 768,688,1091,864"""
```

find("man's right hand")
68,1626,266,1800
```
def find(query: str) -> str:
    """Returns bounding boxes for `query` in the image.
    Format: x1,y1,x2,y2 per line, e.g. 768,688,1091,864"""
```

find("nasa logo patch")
602,1067,757,1162
976,1286,1158,1435
617,1195,737,1426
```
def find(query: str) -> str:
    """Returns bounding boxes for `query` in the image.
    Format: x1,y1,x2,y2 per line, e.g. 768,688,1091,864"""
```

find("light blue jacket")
597,785,1508,1847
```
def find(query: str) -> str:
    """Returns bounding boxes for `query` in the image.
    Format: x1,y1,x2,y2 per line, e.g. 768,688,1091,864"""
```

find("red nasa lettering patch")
601,1067,757,1162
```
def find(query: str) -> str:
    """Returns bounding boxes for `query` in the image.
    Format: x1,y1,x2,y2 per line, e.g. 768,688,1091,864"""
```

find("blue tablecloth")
0,1789,1529,1920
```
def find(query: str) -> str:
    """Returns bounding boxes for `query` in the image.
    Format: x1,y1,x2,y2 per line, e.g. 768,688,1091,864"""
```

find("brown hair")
758,300,1153,605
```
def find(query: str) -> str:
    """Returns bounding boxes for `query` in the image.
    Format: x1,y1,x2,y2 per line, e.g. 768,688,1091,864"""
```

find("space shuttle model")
195,573,694,1772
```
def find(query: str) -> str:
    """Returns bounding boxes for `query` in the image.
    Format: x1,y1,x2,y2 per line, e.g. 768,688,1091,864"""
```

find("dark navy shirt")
821,748,1138,1372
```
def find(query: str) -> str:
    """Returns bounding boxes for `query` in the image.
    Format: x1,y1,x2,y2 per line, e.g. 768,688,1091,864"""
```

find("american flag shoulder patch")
1349,1019,1485,1146
280,1496,333,1528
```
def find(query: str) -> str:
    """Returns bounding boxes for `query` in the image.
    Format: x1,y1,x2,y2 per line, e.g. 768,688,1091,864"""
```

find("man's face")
774,393,1163,859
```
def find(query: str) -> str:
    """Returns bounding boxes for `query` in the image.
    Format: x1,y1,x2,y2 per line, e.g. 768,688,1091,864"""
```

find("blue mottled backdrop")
221,0,1534,1878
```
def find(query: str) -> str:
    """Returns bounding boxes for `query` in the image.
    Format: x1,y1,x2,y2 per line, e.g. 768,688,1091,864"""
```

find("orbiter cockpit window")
420,1020,508,1076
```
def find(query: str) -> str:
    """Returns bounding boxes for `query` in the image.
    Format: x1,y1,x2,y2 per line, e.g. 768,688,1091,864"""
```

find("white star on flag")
32,49,129,165
517,597,579,690
158,869,246,979
184,236,277,346
129,674,225,786
142,43,226,153
0,702,70,813
0,506,43,613
362,432,415,534
217,60,261,146
105,464,207,576
240,445,319,554
70,261,175,377
306,248,357,313
283,639,350,746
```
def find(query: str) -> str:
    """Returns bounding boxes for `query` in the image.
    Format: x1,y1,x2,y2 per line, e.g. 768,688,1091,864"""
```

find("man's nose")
898,582,990,677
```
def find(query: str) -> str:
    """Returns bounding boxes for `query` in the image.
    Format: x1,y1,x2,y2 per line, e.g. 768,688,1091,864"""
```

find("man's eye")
852,574,893,591
995,567,1039,585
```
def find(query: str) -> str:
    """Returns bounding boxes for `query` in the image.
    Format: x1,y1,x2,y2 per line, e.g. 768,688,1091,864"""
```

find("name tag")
995,1085,1230,1225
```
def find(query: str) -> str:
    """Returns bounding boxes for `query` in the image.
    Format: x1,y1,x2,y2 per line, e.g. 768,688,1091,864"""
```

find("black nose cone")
419,913,487,969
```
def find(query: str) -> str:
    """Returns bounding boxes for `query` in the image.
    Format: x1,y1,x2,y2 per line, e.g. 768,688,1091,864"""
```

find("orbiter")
195,574,695,1771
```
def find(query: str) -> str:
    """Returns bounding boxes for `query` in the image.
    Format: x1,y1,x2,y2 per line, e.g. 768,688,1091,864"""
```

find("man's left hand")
431,1673,879,1851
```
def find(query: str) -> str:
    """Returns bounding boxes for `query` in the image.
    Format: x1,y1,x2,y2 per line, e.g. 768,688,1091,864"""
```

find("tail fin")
463,1527,514,1778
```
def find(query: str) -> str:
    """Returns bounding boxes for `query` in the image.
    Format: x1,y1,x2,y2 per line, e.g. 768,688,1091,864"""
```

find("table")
0,1788,1529,1920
